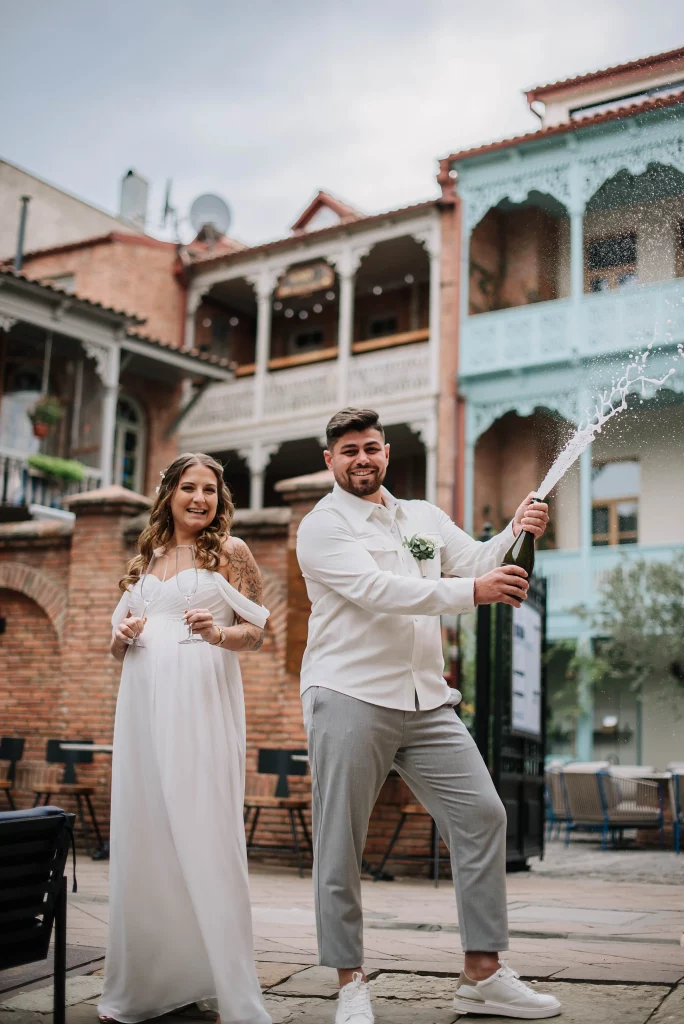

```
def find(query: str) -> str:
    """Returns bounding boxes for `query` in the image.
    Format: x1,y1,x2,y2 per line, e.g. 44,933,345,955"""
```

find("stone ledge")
65,485,152,515
0,518,73,542
275,469,334,500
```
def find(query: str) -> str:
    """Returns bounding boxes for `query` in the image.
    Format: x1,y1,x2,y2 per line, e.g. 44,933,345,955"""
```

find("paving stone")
269,965,339,997
452,982,667,1024
0,976,103,1012
263,995,333,1023
550,964,684,984
649,983,684,1023
257,962,309,989
369,972,455,1003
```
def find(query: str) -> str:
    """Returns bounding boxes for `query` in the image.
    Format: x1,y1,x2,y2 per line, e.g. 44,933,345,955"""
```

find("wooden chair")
0,737,25,809
244,749,312,878
375,801,449,888
32,740,104,857
0,807,75,1024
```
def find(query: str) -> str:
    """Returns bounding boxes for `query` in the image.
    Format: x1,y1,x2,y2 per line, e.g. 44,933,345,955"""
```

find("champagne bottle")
503,497,541,576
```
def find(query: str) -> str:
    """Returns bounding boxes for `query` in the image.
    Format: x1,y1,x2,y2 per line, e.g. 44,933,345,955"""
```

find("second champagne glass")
132,552,168,649
176,545,204,644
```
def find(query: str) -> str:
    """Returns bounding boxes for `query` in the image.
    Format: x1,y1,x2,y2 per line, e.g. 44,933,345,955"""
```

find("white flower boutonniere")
402,533,439,577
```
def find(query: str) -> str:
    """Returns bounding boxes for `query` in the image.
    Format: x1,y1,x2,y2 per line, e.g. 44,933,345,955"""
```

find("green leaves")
402,534,437,562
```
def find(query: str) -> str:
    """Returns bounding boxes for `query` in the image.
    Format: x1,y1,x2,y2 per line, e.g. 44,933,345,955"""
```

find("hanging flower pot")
27,395,64,437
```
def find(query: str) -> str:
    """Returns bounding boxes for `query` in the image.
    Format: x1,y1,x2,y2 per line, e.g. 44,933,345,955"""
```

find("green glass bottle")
502,496,540,576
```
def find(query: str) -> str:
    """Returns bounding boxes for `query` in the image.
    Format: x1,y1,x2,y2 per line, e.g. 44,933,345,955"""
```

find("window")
367,315,398,339
591,460,639,546
41,273,76,294
586,234,637,293
288,329,325,355
114,396,146,493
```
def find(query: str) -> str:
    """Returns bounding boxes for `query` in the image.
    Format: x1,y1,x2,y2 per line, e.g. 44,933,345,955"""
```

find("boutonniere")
402,533,439,576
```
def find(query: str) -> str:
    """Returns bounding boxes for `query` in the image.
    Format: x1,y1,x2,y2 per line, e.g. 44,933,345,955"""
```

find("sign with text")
511,602,542,738
276,262,335,299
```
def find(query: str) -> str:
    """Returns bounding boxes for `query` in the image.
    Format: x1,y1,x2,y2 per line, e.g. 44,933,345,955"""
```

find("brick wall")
21,235,185,347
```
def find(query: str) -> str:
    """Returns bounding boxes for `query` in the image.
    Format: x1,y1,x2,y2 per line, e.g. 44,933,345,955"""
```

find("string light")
404,274,414,284
373,285,383,295
202,318,212,327
284,309,294,318
273,301,283,311
299,310,309,319
313,303,323,313
325,291,335,301
229,317,239,326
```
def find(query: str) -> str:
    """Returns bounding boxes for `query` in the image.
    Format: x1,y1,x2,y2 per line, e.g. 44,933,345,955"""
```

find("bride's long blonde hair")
119,452,235,592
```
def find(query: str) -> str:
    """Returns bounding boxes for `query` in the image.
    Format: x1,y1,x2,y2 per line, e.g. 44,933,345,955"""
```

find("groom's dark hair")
325,407,385,449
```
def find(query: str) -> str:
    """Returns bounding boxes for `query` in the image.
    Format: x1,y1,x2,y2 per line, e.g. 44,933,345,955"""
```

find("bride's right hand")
115,614,147,646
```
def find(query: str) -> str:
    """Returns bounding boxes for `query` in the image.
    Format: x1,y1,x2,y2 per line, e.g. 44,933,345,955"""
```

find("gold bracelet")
212,626,226,647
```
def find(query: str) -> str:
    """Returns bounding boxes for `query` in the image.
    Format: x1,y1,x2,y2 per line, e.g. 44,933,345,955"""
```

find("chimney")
119,169,148,230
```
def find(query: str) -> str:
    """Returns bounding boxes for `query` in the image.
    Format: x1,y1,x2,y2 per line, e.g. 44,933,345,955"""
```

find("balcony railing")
536,542,684,639
460,278,684,377
0,447,102,512
183,338,432,435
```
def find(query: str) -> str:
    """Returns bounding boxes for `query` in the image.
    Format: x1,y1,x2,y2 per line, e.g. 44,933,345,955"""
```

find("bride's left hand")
184,608,219,643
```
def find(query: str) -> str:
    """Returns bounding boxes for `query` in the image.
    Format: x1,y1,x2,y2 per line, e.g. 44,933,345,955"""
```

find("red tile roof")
188,199,439,270
526,46,684,100
290,190,364,233
447,88,684,164
2,231,177,264
0,268,231,372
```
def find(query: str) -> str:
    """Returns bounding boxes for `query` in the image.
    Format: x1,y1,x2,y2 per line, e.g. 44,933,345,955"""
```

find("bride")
98,453,271,1024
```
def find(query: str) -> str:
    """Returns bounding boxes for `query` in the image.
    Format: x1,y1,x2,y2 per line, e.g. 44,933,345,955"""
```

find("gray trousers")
302,686,509,968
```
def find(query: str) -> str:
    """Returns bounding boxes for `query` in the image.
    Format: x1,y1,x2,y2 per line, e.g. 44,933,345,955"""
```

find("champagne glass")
131,552,168,649
176,545,204,644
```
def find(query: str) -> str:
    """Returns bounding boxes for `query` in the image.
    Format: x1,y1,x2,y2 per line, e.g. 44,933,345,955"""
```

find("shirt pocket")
358,535,402,572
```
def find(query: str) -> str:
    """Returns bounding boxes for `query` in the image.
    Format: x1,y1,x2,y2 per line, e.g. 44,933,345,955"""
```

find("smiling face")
324,427,390,500
169,464,219,536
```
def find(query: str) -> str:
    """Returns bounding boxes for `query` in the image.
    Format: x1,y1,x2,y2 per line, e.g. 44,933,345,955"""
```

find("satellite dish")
189,193,232,237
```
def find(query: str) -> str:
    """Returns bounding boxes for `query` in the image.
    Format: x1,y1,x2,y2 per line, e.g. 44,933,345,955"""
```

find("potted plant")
28,395,64,438
26,454,87,485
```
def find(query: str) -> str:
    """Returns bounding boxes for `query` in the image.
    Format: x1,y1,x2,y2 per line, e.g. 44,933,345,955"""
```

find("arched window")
114,395,147,493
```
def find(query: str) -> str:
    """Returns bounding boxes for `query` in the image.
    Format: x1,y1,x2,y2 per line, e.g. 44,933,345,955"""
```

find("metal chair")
0,806,75,1024
32,740,104,856
375,802,450,888
244,749,312,878
0,737,25,809
669,772,683,854
562,770,663,850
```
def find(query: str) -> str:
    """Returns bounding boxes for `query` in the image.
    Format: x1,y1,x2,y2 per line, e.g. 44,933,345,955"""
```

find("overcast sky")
2,1,683,245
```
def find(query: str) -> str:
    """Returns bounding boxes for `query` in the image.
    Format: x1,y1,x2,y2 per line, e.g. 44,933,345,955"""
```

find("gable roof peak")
290,189,364,234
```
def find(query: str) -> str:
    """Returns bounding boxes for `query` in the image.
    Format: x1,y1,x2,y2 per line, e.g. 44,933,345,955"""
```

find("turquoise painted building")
448,49,684,768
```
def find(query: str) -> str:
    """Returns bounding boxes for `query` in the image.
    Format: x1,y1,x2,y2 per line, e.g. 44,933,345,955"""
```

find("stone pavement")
1,840,683,1023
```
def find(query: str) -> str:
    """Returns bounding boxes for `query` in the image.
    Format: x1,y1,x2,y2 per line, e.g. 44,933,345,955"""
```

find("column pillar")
410,419,437,505
331,247,367,408
463,403,476,535
575,437,594,760
83,340,120,488
239,442,280,510
248,271,279,422
184,288,204,351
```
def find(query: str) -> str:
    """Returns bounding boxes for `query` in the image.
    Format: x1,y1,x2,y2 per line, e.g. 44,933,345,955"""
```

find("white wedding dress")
98,569,272,1024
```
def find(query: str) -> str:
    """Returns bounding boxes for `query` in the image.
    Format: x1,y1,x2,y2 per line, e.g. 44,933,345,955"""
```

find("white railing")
0,447,102,510
460,278,684,377
182,340,432,434
536,542,684,639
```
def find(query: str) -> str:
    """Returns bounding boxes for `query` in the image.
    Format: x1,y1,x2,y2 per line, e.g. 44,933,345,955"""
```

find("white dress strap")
212,573,269,629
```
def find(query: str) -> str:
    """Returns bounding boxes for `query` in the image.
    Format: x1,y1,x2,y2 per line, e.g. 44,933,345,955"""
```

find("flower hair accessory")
402,533,438,577
155,469,166,496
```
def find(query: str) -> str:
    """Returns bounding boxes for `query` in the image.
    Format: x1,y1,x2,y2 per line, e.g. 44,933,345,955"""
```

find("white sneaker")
335,973,374,1023
453,962,561,1019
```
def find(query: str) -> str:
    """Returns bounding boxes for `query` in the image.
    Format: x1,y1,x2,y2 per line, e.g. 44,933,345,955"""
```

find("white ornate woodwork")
0,315,17,333
81,339,119,388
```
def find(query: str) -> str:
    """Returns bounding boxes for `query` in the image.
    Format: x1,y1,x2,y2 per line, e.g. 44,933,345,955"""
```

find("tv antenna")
160,178,180,240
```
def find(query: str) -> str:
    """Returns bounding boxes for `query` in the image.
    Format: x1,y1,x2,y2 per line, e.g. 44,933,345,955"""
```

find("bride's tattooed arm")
225,538,265,651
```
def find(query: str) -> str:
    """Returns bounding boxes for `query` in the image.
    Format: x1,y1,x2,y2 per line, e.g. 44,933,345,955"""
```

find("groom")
296,408,561,1023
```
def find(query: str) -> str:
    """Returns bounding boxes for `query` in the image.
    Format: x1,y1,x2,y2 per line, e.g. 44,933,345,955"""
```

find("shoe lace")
344,974,372,1017
497,961,535,995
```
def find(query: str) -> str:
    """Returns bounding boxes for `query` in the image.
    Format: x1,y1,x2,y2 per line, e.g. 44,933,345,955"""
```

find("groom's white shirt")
296,483,516,711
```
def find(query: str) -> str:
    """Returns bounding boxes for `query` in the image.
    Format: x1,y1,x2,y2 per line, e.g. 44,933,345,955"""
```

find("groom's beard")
339,463,387,498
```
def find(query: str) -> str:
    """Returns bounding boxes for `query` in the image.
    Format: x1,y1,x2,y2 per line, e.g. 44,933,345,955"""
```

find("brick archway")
0,562,68,640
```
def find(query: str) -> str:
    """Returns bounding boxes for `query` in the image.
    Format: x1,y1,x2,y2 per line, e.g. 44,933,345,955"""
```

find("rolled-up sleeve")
297,509,475,615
